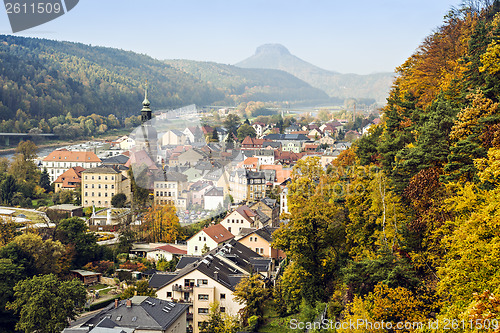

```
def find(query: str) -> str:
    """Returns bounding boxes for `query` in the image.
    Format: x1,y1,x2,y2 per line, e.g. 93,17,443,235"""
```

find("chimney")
126,299,132,308
214,271,218,281
115,299,119,308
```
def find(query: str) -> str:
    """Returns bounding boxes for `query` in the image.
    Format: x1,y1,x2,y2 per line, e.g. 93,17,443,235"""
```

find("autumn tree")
120,280,156,299
233,274,268,323
199,301,240,333
141,204,182,243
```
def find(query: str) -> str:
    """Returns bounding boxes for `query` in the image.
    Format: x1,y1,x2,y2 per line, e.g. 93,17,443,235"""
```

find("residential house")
219,205,271,235
183,127,204,145
41,149,101,183
252,123,268,138
151,241,269,333
249,198,280,227
241,136,270,150
53,166,84,192
153,172,188,210
203,187,224,211
237,226,285,260
228,169,266,203
308,128,323,140
188,181,213,206
187,223,234,256
81,165,130,208
161,130,188,146
177,148,207,166
253,149,275,165
75,296,189,333
147,244,188,262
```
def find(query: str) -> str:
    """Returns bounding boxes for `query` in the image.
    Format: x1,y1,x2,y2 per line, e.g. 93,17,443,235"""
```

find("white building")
41,149,102,183
186,224,234,256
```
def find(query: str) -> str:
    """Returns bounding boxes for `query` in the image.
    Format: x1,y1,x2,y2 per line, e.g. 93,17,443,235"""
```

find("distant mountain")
164,59,330,104
236,44,394,104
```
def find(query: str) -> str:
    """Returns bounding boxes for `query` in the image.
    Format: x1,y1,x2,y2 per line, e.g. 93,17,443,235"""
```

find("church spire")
141,80,152,123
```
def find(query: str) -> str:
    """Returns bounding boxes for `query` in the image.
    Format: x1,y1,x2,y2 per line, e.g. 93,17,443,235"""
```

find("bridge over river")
0,133,58,147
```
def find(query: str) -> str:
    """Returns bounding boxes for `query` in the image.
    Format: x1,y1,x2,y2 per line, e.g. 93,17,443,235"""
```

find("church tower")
134,81,158,161
141,82,152,124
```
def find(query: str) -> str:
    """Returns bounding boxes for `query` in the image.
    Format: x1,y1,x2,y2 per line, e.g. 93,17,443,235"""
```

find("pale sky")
0,0,461,74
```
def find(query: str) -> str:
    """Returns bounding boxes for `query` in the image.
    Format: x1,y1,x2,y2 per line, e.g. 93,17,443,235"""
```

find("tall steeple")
141,81,152,124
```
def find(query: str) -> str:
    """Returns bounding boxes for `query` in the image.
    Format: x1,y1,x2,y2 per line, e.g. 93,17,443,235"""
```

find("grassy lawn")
13,209,46,224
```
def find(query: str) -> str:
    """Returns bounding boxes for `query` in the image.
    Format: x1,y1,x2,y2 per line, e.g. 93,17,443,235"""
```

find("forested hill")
0,34,226,121
164,59,330,104
272,0,500,325
0,35,332,126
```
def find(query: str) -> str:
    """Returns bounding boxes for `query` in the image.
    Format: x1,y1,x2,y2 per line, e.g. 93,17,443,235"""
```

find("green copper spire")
142,80,150,108
141,81,152,123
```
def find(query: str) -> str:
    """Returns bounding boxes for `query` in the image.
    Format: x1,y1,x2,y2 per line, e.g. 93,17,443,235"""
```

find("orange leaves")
449,91,499,142
140,204,182,243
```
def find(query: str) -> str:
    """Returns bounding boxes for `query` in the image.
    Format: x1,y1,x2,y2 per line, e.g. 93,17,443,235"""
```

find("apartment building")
41,149,101,183
81,165,130,208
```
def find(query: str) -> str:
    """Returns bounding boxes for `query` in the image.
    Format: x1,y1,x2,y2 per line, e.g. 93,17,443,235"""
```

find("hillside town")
0,89,379,333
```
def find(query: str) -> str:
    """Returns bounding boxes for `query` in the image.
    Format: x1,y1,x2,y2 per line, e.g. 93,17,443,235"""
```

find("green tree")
0,175,17,205
111,193,127,208
211,128,219,142
39,168,51,193
0,258,23,331
7,274,86,333
236,123,257,141
223,114,241,135
55,217,98,268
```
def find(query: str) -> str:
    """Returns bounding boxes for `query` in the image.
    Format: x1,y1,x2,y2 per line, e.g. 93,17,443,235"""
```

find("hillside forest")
271,1,500,331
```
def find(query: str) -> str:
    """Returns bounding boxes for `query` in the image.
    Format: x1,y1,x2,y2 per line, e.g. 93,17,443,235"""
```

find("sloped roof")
54,166,85,188
154,244,187,255
43,149,101,163
149,273,178,289
202,224,234,244
82,297,188,331
205,186,224,197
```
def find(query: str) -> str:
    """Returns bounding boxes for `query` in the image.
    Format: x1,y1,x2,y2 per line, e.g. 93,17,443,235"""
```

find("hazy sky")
0,0,461,74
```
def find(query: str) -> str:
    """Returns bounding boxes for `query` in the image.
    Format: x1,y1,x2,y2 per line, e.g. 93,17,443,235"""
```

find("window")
166,292,172,297
198,308,209,314
194,246,198,252
198,294,209,300
197,279,208,285
220,293,226,299
98,176,101,180
220,307,225,313
85,184,88,189
85,192,88,196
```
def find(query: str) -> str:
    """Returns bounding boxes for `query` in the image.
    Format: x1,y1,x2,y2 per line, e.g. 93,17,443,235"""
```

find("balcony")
172,285,193,292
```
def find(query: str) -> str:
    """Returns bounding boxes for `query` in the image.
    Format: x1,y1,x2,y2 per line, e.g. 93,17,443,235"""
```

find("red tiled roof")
203,224,234,243
43,150,101,163
54,166,85,188
155,244,187,255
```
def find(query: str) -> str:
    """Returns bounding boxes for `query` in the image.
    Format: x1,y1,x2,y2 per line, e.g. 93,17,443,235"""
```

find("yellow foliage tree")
141,204,182,243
